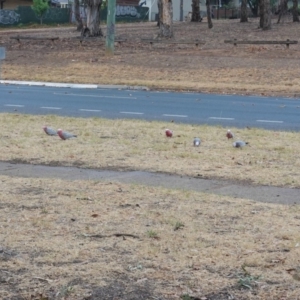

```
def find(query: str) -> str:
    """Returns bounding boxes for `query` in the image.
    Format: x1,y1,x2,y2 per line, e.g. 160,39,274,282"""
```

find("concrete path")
0,161,299,205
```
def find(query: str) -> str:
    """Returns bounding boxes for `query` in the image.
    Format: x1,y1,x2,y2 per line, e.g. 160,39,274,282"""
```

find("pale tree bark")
191,0,201,22
82,0,103,36
240,0,248,22
277,0,288,23
206,0,213,29
292,0,299,22
159,0,173,38
259,0,271,30
74,0,83,31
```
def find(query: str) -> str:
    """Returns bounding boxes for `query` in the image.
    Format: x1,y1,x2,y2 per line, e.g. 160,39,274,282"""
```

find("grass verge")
0,113,299,187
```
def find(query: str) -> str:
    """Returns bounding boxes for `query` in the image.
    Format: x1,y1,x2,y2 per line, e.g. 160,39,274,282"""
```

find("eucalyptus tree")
277,0,288,23
74,0,83,31
158,0,173,38
247,0,259,17
82,0,103,36
191,0,201,22
259,0,272,29
240,0,248,22
292,0,299,22
206,0,213,28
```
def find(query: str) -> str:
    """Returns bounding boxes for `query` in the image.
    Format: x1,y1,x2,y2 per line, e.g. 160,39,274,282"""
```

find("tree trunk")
180,0,183,21
74,0,83,31
206,0,213,28
159,0,173,38
259,0,271,30
83,0,103,37
157,0,162,26
248,0,259,17
277,0,288,23
240,0,248,22
191,0,201,21
292,0,299,22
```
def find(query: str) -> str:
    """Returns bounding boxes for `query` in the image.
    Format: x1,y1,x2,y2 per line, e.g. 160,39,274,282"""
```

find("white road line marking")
0,80,98,89
120,111,144,115
54,92,136,99
79,109,102,112
256,120,283,123
163,114,187,118
248,96,268,99
209,117,234,120
4,104,24,107
41,107,61,110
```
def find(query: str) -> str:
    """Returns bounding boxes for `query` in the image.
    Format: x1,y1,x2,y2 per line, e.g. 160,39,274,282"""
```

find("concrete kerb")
0,80,149,91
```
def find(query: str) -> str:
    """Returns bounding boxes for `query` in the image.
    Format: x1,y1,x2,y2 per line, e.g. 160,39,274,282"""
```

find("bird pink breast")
57,130,65,140
165,129,172,137
226,132,233,139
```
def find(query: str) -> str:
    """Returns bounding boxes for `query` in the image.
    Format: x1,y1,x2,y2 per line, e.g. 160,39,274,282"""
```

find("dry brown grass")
1,19,300,96
1,175,300,299
1,19,300,299
0,113,300,188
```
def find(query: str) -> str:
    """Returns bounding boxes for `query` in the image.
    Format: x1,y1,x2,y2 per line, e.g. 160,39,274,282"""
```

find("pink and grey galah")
165,129,173,138
57,129,77,140
226,129,234,139
43,126,58,136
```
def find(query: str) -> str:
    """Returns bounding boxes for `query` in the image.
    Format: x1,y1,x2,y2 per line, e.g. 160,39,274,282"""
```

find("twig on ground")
83,233,140,239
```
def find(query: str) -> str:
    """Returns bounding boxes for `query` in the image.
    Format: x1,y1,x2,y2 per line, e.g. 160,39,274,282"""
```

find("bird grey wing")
233,141,246,148
193,138,201,146
65,132,77,139
48,127,58,135
45,127,57,135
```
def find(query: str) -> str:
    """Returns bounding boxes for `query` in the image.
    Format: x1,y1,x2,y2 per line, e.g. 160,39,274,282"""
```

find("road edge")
0,80,150,91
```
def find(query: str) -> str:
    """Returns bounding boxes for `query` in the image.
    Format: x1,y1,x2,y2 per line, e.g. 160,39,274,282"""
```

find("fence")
0,6,70,26
0,5,149,26
71,5,149,24
212,7,254,19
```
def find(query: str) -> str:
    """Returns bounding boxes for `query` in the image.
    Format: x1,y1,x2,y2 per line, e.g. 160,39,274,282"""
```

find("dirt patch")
1,19,300,96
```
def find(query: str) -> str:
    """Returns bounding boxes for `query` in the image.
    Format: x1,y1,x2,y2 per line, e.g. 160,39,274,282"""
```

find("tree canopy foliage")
32,0,49,24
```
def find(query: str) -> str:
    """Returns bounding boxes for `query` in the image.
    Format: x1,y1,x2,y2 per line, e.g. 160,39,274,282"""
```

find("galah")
57,129,77,140
43,126,57,136
193,137,201,147
165,129,173,138
233,140,248,148
226,129,234,139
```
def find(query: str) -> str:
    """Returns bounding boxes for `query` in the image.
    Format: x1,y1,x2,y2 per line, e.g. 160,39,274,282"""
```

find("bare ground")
1,19,300,96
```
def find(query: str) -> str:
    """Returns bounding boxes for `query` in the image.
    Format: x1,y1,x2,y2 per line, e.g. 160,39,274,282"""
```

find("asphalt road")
1,83,300,130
